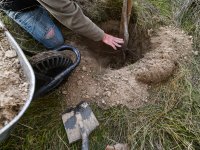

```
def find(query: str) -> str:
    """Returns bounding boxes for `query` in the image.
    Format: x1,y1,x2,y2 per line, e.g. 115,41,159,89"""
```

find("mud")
0,31,28,129
61,26,193,109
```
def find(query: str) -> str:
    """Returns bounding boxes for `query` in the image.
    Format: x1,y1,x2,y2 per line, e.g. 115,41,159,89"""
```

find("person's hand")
102,33,124,50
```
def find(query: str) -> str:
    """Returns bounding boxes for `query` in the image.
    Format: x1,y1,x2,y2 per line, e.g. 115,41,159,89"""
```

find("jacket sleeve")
37,0,105,41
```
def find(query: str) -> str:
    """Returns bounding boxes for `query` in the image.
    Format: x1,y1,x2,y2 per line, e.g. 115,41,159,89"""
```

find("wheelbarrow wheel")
29,51,73,96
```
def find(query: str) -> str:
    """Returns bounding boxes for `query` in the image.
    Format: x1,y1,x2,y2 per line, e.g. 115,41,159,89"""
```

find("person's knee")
45,27,64,49
45,27,55,39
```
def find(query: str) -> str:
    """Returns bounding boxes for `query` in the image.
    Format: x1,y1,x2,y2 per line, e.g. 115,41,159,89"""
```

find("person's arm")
37,0,124,49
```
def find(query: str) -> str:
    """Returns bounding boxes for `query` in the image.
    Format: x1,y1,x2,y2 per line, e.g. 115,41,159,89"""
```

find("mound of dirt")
61,26,193,109
0,30,28,129
134,26,193,84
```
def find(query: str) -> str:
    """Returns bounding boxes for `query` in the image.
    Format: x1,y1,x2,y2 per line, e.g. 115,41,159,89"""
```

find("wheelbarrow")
0,20,35,142
0,20,81,142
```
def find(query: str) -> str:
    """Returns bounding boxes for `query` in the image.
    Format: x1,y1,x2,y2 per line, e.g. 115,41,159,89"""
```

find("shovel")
119,0,133,63
62,102,99,150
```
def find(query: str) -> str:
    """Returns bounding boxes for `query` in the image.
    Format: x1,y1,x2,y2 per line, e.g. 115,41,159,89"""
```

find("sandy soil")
61,26,193,109
0,30,28,129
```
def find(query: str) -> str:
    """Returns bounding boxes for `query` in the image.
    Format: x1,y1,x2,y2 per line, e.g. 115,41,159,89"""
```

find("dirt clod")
106,143,129,150
82,66,87,71
135,59,176,84
5,50,17,58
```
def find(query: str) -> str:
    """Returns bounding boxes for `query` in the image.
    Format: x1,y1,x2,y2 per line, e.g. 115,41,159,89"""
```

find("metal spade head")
62,102,99,144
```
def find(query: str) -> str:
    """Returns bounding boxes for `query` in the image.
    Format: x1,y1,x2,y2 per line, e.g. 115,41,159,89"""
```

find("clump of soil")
0,30,28,129
61,26,193,109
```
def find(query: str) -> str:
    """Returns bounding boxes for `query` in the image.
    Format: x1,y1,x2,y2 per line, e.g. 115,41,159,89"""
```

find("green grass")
129,0,172,30
1,0,200,149
149,0,171,17
0,91,129,150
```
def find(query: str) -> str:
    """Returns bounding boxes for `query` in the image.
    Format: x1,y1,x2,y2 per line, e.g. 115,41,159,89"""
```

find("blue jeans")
5,7,64,49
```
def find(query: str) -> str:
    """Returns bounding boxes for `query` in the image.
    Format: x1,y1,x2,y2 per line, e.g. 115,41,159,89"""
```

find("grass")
1,0,200,149
172,0,200,50
0,91,129,149
128,60,200,149
134,0,172,29
1,60,200,149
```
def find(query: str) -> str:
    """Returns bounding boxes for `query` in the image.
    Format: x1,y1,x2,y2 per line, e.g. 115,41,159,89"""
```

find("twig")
56,131,70,149
18,123,33,130
10,134,24,140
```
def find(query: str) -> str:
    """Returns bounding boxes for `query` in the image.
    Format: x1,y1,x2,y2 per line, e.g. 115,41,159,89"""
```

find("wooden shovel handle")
127,0,132,24
119,0,128,38
119,0,132,48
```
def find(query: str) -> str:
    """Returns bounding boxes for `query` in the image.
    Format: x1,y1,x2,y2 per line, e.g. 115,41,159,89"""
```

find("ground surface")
0,30,28,129
61,26,193,109
1,0,199,148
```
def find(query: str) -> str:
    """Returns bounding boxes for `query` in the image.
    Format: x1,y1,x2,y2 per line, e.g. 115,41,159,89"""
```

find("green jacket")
37,0,105,41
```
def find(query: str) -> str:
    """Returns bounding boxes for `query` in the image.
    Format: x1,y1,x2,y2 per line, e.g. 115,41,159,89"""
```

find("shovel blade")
62,102,99,144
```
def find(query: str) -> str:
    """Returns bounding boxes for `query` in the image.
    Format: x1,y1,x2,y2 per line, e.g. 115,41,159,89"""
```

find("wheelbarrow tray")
0,20,35,142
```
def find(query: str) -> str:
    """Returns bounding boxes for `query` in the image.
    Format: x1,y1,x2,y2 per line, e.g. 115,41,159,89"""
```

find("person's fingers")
114,38,124,42
114,38,124,44
113,41,122,47
110,43,117,50
115,39,124,43
102,33,125,50
114,43,122,48
113,39,123,43
113,37,124,41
